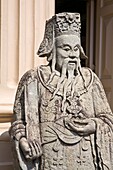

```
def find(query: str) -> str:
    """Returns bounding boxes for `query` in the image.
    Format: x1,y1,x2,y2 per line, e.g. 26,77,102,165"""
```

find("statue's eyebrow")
57,44,71,48
74,44,80,48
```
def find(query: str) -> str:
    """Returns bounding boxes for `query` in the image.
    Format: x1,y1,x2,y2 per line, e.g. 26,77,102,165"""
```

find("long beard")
51,59,82,112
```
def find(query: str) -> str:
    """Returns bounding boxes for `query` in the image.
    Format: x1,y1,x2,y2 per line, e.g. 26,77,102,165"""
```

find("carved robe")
10,65,113,170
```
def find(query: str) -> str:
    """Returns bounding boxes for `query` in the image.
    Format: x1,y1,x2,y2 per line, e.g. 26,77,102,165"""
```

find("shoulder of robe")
18,67,39,87
81,67,95,89
15,67,39,98
81,67,104,90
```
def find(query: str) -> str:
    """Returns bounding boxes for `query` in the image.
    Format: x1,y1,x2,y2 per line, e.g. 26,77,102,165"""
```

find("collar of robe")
37,65,94,97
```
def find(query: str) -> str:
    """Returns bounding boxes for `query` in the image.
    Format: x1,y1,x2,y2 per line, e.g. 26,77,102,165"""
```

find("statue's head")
37,12,87,77
38,13,88,108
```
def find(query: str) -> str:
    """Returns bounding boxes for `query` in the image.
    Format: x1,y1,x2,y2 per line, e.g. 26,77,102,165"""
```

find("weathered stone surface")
9,13,113,170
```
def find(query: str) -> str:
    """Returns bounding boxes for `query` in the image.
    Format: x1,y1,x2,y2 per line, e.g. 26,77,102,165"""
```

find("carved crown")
55,13,81,38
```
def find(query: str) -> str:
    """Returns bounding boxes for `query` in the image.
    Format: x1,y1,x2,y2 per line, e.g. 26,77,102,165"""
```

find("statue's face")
55,35,80,72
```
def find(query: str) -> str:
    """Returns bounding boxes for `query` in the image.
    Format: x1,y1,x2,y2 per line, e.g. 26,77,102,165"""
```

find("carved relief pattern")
10,64,113,169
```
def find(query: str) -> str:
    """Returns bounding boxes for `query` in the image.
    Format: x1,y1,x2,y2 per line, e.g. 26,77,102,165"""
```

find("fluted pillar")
0,0,55,169
0,0,55,123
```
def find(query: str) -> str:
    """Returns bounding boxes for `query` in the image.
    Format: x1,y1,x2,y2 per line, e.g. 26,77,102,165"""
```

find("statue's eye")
63,46,70,51
74,46,79,52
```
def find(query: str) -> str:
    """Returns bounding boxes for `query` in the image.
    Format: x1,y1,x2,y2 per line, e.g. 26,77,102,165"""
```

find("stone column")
0,0,55,169
0,0,55,122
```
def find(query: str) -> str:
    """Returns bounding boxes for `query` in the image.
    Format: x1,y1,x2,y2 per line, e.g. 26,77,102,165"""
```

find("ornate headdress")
37,12,87,60
55,13,81,37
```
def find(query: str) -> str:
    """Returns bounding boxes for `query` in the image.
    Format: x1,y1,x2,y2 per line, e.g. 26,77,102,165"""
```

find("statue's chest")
39,83,95,122
39,89,93,122
39,92,63,122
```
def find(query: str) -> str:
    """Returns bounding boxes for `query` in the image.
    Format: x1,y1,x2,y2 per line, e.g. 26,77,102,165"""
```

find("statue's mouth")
68,60,77,64
69,60,75,63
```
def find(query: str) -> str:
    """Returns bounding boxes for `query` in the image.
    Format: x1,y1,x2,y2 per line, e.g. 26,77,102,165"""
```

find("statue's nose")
69,55,75,59
69,51,76,59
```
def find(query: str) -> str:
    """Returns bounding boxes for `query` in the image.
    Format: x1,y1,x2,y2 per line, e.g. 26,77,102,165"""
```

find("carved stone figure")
9,13,113,170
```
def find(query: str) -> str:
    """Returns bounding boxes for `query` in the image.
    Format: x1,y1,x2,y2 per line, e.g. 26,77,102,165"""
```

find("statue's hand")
19,137,42,160
19,137,31,159
65,118,96,136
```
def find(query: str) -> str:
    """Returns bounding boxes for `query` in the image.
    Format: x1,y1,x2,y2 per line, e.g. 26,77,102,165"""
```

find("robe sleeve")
91,73,113,169
9,69,41,170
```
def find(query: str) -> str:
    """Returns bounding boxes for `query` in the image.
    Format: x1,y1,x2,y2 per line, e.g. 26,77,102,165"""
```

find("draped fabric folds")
10,66,113,170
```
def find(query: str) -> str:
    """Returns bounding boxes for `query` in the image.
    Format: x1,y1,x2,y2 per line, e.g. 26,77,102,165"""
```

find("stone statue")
9,13,113,170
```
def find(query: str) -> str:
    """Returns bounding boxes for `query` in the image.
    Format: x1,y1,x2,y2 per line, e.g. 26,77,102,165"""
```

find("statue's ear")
37,19,54,58
80,46,88,59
